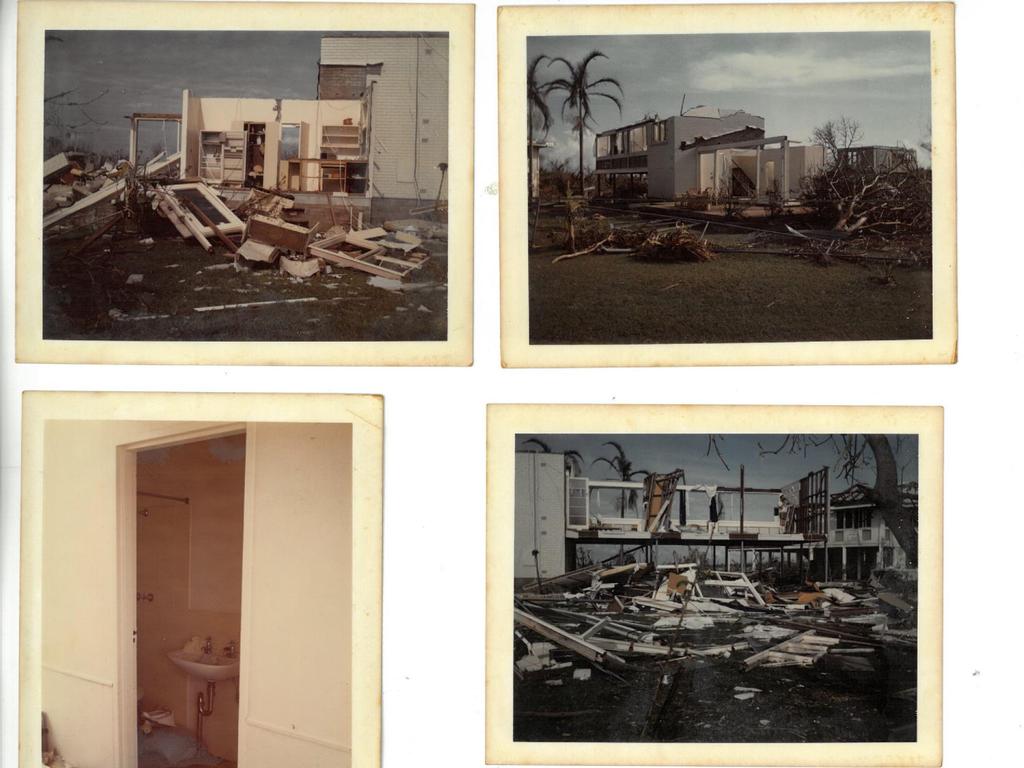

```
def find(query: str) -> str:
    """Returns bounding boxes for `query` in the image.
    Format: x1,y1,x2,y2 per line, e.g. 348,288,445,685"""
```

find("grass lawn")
528,244,932,345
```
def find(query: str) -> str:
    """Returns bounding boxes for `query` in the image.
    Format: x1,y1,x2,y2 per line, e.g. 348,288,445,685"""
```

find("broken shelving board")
309,230,430,280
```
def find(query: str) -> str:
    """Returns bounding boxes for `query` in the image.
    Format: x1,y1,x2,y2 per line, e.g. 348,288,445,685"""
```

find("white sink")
167,649,239,682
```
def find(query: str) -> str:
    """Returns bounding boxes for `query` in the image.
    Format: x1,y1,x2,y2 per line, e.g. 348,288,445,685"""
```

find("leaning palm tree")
527,54,554,205
592,440,648,517
547,51,624,197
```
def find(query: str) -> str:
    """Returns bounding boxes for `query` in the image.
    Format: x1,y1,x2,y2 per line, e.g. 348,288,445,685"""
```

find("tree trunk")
578,103,585,198
527,114,534,207
865,434,917,567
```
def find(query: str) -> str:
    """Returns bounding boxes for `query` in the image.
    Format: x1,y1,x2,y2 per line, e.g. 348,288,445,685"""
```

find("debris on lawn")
43,154,441,329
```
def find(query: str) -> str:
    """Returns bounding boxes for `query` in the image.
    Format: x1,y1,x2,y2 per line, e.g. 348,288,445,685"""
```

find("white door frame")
115,423,246,768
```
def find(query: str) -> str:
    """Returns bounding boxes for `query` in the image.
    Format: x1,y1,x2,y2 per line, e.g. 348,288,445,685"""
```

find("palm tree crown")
592,440,648,515
546,50,624,197
526,54,555,203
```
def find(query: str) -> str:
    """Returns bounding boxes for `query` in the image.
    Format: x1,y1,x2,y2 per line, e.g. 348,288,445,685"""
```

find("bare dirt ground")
42,232,448,342
513,622,917,743
528,215,932,345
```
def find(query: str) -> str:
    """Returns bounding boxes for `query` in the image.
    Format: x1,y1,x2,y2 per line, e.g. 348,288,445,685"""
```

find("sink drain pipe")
196,681,216,746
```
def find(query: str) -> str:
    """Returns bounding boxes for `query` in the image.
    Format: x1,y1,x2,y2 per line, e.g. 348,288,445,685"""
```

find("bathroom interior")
135,433,245,768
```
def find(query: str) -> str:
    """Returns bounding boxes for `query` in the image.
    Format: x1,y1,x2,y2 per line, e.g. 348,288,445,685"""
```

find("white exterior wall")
786,144,825,195
514,452,566,580
321,36,449,202
646,120,676,199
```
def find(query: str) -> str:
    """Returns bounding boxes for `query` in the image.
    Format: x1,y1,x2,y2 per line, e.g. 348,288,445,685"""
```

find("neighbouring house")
837,145,917,173
594,105,824,202
173,33,448,222
824,482,916,579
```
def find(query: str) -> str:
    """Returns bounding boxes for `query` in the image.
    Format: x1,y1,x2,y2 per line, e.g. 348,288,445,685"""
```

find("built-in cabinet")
321,124,361,158
199,130,245,185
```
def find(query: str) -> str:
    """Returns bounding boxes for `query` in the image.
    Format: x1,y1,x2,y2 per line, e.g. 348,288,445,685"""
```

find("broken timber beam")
68,212,123,259
514,609,627,669
182,196,238,255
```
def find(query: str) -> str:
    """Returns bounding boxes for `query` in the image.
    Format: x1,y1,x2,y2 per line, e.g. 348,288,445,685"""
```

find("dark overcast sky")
44,31,329,153
527,32,932,168
516,433,918,522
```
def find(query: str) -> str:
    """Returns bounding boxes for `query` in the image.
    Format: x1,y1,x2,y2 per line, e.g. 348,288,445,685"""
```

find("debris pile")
43,153,433,286
514,561,917,686
43,151,128,214
553,216,713,264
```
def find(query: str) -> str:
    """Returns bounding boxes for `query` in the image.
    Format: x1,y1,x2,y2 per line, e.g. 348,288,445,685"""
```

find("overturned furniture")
309,227,430,279
236,214,318,276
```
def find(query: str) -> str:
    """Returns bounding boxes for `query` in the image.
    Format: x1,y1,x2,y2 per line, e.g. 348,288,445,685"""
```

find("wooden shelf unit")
321,124,361,159
221,131,246,186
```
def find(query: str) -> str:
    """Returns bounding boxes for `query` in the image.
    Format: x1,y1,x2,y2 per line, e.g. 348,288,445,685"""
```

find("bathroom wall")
237,422,353,768
137,434,245,761
37,419,220,767
36,419,355,768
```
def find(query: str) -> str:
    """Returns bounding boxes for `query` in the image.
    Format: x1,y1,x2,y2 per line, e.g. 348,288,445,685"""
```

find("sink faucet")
202,636,213,654
223,641,238,659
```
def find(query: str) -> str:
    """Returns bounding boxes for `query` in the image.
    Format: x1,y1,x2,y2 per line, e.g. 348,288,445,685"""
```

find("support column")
739,465,746,534
740,540,745,574
781,138,790,199
565,540,577,572
755,147,762,199
129,118,139,169
842,546,847,580
798,543,805,582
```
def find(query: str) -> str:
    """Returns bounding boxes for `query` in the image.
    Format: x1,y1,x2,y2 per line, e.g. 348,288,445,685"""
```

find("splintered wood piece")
69,212,123,258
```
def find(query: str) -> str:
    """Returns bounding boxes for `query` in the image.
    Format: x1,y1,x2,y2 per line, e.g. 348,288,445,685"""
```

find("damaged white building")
594,105,824,201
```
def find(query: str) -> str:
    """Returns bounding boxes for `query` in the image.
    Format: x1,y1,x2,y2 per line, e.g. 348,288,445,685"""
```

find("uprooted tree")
803,117,931,240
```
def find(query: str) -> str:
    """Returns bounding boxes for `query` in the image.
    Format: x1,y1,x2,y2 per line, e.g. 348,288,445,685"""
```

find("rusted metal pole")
740,464,746,534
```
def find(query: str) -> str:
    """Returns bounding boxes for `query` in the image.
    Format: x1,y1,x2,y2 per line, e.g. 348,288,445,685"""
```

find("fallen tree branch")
552,235,612,263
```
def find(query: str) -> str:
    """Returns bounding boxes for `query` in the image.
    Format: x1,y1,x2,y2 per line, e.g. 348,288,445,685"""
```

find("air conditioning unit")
565,476,590,530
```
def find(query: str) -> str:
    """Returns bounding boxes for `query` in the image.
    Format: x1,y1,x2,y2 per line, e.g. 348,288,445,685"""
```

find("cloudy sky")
44,31,329,155
527,32,932,169
517,433,918,523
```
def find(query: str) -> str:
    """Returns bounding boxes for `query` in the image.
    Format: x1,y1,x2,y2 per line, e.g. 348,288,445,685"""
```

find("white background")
2,1,1022,766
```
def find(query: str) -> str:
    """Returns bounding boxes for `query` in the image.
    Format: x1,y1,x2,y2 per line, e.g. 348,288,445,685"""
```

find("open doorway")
134,433,245,768
243,122,266,188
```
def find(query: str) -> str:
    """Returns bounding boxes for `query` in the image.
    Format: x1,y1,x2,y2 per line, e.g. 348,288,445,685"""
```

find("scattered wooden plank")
514,609,627,669
309,243,406,279
194,297,318,313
